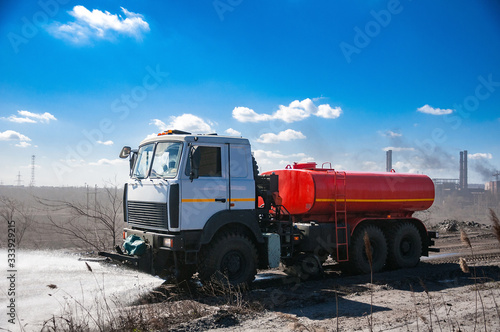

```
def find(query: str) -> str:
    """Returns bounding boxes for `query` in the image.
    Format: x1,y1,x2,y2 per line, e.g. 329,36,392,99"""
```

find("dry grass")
363,231,374,332
459,228,490,332
199,275,258,315
460,229,472,249
491,208,500,245
459,257,470,273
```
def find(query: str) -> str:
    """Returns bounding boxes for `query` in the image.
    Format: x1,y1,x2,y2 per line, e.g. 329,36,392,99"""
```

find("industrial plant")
385,149,499,205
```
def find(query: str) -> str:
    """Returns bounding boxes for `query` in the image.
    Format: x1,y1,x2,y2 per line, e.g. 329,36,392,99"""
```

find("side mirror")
129,152,137,176
119,146,132,158
188,145,199,181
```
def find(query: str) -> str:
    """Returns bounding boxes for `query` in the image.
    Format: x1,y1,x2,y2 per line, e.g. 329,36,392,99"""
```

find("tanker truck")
99,130,438,285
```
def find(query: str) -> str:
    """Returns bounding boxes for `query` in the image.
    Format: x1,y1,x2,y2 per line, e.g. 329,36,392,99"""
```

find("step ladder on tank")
334,171,349,262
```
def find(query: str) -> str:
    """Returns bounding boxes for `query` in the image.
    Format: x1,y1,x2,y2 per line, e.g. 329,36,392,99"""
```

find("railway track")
426,251,500,265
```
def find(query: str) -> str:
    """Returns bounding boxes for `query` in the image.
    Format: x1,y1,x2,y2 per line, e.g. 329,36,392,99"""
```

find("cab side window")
185,146,222,177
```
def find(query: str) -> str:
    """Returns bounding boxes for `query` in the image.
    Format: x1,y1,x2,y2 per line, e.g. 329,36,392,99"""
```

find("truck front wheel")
350,225,388,274
198,232,257,286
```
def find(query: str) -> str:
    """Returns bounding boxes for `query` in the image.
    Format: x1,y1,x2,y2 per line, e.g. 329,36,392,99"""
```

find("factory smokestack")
460,151,464,189
386,149,393,172
459,150,468,191
464,150,468,190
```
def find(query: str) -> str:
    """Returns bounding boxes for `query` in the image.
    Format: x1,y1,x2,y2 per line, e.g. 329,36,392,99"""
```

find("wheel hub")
222,251,243,276
401,238,411,254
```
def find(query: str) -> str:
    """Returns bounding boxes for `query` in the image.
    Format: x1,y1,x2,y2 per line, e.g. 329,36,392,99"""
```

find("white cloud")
151,114,214,134
256,129,306,144
253,150,307,160
232,107,273,123
3,116,36,123
233,98,342,123
0,130,31,142
47,6,150,44
97,140,114,146
150,119,167,130
253,149,311,168
18,110,57,123
361,161,380,172
169,114,214,133
316,104,342,119
144,132,159,140
2,110,57,124
225,128,241,136
382,130,402,137
15,142,31,148
274,99,315,123
383,146,415,152
89,158,126,166
469,153,493,160
417,104,453,115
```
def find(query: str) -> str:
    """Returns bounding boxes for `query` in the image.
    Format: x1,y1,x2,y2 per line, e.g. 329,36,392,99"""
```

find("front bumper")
98,228,190,275
124,228,186,251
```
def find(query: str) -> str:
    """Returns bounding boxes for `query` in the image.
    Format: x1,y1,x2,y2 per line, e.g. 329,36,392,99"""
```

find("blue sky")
1,0,499,187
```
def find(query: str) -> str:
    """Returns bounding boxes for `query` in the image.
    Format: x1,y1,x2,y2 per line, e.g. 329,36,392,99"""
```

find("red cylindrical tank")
263,164,434,221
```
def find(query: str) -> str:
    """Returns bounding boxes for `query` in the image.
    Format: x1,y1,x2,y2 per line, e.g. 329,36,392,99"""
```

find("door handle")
215,198,227,203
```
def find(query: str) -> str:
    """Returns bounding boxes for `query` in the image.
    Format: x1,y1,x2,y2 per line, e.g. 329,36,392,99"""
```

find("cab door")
179,143,229,230
229,144,255,210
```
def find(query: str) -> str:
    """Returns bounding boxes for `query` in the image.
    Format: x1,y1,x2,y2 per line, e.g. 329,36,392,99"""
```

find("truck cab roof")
140,130,250,146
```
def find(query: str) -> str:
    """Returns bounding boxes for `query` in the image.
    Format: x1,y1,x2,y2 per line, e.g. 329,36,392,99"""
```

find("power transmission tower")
30,155,36,187
16,171,22,186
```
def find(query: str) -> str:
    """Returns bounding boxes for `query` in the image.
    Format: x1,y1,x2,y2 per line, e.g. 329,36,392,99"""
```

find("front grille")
127,201,167,229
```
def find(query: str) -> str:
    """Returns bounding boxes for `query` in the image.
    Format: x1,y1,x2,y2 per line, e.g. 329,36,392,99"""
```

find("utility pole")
86,183,89,224
94,184,98,218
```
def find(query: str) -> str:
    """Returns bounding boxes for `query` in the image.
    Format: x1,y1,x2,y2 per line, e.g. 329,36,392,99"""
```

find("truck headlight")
162,238,173,248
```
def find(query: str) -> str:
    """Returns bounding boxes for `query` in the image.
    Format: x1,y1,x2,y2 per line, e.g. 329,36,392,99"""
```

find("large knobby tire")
198,232,257,286
282,253,323,280
350,225,388,274
387,222,422,269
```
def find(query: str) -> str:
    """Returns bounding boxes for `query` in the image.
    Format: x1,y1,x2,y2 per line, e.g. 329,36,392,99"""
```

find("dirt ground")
121,221,500,332
2,187,500,331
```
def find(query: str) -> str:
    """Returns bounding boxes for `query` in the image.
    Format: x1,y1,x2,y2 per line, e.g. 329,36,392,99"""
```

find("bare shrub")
0,196,36,247
201,275,249,313
38,185,124,251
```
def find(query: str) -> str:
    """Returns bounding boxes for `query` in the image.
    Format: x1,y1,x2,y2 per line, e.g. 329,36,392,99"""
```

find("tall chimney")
463,150,468,191
386,149,393,172
459,151,464,189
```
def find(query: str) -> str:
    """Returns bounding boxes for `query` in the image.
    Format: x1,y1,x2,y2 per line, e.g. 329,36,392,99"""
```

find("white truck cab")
125,131,256,232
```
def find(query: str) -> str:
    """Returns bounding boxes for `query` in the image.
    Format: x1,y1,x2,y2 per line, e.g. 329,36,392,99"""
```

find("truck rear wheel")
198,232,257,286
350,225,387,274
387,222,422,269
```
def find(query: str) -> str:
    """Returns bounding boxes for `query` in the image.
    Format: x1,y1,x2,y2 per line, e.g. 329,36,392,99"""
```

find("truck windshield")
133,142,183,179
132,143,155,179
150,142,182,178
